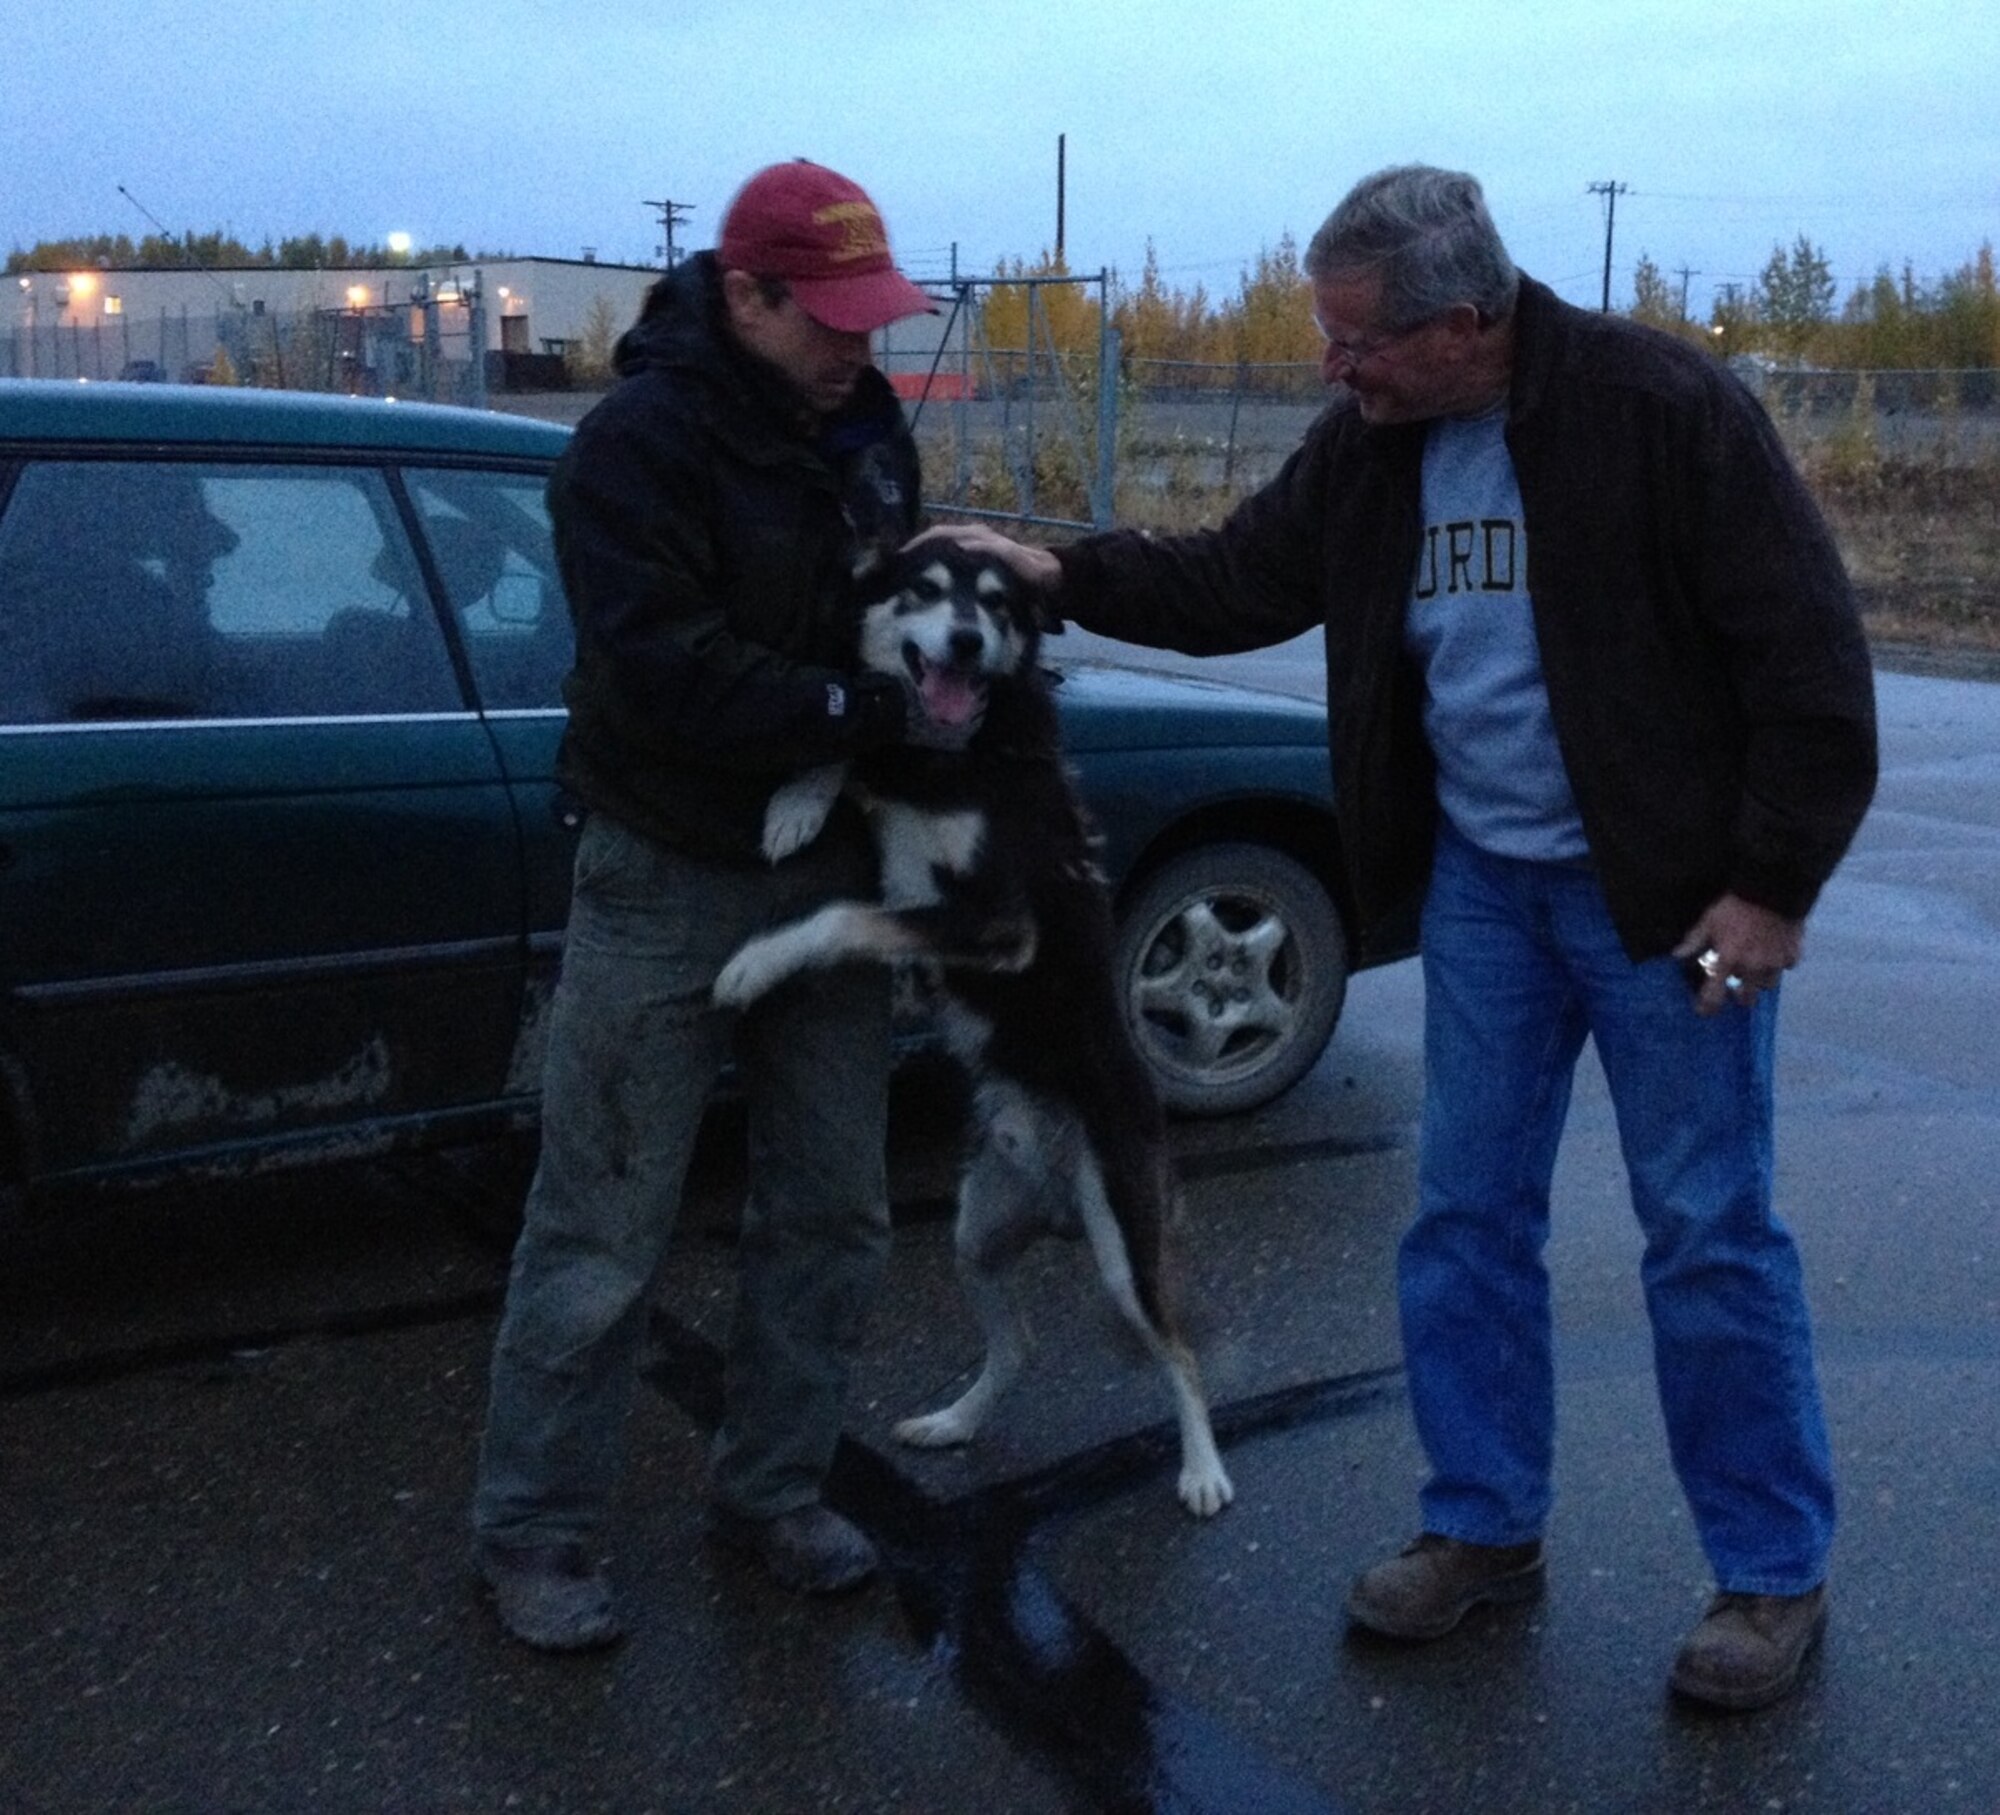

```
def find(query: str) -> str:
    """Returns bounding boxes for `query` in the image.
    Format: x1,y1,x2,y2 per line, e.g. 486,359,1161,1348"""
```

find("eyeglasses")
1314,313,1435,371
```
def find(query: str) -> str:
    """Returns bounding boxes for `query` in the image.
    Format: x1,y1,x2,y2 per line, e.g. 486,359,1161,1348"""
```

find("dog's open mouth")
908,649,987,728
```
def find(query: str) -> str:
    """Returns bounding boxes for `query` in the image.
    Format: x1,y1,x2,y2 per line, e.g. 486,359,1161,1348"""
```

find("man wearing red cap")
472,160,944,1650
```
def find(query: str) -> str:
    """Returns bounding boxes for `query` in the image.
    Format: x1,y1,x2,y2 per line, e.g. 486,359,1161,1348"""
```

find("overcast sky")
6,0,1995,318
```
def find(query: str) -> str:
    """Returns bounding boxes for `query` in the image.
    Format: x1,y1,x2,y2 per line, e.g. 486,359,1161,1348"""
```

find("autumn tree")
979,250,1103,358
1217,232,1317,365
1932,243,2000,369
1111,240,1218,364
1837,263,1924,368
565,294,624,387
1709,282,1756,357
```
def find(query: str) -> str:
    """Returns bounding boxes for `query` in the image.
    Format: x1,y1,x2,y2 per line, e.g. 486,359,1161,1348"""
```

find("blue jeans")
473,812,893,1546
1403,822,1834,1595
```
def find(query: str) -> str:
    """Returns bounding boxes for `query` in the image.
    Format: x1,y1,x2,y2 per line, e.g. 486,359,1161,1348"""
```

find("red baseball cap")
718,160,938,333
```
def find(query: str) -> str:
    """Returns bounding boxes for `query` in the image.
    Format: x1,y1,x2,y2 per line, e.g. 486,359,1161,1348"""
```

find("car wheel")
1113,842,1348,1117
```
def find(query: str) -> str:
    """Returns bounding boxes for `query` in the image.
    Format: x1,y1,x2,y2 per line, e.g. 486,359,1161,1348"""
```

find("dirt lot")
1805,458,2000,662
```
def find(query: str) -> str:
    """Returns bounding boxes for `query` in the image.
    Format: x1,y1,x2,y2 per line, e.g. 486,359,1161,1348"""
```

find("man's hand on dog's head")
904,524,1063,593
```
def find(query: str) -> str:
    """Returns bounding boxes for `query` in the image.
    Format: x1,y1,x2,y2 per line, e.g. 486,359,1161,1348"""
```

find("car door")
0,453,525,1185
402,464,577,1098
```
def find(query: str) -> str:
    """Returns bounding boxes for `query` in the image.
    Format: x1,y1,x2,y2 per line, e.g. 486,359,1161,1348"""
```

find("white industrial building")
6,254,664,390
8,250,974,403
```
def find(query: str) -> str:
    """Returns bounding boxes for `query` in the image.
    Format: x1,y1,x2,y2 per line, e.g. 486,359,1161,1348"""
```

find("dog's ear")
1008,579,1063,638
994,554,1064,637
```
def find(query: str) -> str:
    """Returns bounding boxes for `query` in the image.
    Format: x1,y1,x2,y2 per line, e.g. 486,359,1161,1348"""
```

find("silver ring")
1697,948,1744,991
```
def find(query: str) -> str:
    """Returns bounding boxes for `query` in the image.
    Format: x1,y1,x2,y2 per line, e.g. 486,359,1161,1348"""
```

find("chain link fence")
883,275,1119,530
18,292,1992,505
1733,364,2000,462
4,293,493,406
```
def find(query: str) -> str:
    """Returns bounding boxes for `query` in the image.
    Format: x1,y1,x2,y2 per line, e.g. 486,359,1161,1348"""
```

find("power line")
1628,189,1988,210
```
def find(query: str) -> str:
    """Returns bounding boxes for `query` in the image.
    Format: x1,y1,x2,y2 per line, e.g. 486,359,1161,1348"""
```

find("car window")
405,468,571,711
0,459,462,724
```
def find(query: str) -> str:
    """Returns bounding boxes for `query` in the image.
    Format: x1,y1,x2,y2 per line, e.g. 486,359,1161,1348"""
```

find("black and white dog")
713,544,1234,1517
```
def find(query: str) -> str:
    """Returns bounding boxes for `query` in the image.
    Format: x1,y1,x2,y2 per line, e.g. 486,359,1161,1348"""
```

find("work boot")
1669,1585,1827,1711
1346,1533,1545,1639
707,1502,879,1595
474,1540,623,1652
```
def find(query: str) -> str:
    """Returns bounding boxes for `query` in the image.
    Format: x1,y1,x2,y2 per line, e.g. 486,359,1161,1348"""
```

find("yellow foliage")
980,250,1102,356
566,294,623,388
1112,242,1220,364
1221,233,1319,365
1104,237,1315,369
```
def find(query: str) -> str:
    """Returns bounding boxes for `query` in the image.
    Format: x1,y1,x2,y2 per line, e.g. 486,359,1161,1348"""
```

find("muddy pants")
473,810,892,1543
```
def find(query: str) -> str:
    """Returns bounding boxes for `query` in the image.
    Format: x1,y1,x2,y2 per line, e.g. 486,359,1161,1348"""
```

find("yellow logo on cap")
814,201,888,264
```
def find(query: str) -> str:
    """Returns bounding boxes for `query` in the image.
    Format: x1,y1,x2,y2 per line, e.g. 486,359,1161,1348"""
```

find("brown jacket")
1056,276,1878,958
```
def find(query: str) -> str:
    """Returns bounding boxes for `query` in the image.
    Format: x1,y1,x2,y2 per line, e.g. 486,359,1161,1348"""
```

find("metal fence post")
955,281,973,501
1095,317,1120,529
468,270,489,410
417,280,440,400
1019,285,1039,518
1223,358,1249,487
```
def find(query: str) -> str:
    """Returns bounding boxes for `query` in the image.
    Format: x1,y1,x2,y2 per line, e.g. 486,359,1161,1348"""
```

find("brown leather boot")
1346,1533,1545,1639
1669,1585,1827,1710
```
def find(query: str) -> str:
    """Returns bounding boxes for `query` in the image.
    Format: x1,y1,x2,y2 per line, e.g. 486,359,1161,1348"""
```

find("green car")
0,380,1405,1215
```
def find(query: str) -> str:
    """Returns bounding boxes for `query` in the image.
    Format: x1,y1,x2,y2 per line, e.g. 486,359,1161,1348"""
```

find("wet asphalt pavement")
3,661,1997,1814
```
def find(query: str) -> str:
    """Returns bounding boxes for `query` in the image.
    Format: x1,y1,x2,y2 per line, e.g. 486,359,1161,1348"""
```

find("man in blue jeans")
472,161,953,1650
926,166,1877,1710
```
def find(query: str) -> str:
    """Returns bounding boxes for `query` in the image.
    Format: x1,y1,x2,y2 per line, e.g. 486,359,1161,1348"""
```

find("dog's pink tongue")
920,667,982,727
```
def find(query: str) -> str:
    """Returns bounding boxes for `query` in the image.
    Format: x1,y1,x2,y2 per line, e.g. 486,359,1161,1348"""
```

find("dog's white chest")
870,801,984,907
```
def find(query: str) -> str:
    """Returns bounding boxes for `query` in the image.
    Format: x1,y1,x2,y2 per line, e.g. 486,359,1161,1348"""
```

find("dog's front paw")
713,936,785,1008
1177,1457,1235,1519
762,764,846,864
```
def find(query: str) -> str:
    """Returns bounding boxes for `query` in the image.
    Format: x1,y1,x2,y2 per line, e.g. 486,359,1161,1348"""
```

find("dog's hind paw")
893,1407,980,1449
761,764,846,864
1178,1459,1235,1519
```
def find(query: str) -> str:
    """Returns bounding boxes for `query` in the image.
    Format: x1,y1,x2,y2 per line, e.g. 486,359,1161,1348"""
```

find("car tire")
1113,842,1348,1117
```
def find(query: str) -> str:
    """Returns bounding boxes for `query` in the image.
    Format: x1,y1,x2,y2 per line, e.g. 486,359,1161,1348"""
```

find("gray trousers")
473,811,892,1545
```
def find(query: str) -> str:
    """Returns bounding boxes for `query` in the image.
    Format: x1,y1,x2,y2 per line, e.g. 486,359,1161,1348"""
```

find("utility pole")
1055,134,1066,266
1587,180,1628,312
644,198,693,268
1675,264,1699,323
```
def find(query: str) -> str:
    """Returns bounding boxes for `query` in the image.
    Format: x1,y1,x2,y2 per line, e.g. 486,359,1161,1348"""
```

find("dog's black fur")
713,544,1233,1516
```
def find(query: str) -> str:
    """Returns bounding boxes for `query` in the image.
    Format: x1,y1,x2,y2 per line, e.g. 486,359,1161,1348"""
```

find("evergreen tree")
1629,252,1680,328
1756,235,1837,360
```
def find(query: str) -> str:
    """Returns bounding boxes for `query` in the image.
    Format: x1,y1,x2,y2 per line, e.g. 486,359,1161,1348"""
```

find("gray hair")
1304,165,1519,330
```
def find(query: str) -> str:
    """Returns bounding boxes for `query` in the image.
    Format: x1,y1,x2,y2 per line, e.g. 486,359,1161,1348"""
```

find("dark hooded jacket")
1054,276,1878,960
547,251,921,860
